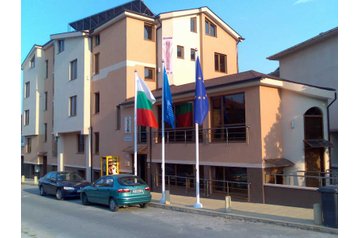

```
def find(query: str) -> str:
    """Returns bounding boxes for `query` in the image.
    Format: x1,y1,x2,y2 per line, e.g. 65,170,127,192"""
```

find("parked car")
39,171,90,200
80,174,151,212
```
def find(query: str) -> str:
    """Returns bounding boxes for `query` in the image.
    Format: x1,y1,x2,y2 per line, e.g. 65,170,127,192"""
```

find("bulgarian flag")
135,72,158,128
176,103,193,127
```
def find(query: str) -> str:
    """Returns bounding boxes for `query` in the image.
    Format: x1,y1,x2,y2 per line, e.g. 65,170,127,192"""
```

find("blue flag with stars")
163,67,175,128
194,57,208,125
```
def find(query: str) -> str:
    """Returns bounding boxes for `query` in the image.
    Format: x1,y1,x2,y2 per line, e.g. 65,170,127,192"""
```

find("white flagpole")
134,71,138,176
194,123,203,208
160,61,166,204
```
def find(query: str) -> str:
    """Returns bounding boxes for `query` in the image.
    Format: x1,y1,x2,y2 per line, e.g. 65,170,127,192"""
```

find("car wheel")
139,203,147,208
81,193,89,205
109,198,118,212
39,186,46,196
56,189,63,200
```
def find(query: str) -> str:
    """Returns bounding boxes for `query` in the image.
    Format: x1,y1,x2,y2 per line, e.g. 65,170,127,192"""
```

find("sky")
21,0,338,74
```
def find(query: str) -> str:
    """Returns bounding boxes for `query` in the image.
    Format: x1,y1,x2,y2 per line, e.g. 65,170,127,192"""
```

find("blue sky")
21,0,338,74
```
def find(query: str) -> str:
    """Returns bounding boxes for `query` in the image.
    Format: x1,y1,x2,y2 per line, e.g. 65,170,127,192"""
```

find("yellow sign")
100,156,120,176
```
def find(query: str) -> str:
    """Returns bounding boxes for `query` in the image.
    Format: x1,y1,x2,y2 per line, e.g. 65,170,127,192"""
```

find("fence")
265,170,338,187
152,125,249,144
152,175,251,202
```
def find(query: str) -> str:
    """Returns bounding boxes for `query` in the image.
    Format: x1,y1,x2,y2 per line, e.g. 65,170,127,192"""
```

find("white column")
57,136,64,171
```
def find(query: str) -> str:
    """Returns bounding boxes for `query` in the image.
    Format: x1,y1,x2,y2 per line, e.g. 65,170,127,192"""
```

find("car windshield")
118,176,146,186
58,172,83,181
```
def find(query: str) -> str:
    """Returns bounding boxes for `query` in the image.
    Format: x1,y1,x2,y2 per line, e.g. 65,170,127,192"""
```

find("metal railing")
265,170,338,187
153,125,249,144
152,175,251,202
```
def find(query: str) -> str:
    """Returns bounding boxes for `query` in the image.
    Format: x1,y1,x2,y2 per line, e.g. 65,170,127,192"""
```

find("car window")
49,173,56,180
104,178,114,187
57,172,83,181
95,178,105,186
118,176,146,186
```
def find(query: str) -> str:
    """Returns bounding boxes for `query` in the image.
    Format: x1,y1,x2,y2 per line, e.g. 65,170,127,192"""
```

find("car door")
97,177,114,205
47,172,59,195
86,178,105,204
42,172,56,195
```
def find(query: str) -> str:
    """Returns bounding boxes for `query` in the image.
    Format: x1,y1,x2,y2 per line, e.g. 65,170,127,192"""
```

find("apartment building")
21,0,336,207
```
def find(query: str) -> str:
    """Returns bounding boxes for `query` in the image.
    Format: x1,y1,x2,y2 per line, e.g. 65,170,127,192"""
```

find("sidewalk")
21,179,337,234
149,191,337,234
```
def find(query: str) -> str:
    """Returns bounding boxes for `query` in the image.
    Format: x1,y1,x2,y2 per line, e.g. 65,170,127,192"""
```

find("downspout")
327,92,337,172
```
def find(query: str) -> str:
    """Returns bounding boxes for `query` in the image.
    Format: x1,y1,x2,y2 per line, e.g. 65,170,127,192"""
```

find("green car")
80,174,151,212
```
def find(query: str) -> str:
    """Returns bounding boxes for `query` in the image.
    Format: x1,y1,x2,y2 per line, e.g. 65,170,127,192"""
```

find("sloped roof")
69,0,154,31
120,70,335,106
267,27,338,60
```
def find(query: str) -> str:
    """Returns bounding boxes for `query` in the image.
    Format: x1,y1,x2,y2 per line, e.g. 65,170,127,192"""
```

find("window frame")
24,110,30,126
94,34,100,46
94,92,100,114
144,67,155,81
144,23,154,41
77,134,85,153
190,49,196,61
94,53,100,75
26,137,32,153
44,123,48,142
214,53,227,73
205,19,217,37
69,95,77,117
177,45,184,59
116,105,121,130
190,17,197,33
70,59,78,80
25,82,30,98
45,60,49,79
30,56,35,68
58,40,64,53
94,132,100,154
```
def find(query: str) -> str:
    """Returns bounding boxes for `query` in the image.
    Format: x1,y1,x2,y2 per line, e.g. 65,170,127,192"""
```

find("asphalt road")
22,184,337,238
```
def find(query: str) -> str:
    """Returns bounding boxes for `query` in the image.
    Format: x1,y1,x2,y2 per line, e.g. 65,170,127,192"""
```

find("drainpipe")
326,92,337,172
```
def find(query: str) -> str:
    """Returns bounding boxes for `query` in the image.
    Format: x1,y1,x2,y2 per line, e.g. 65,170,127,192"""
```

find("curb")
148,202,338,235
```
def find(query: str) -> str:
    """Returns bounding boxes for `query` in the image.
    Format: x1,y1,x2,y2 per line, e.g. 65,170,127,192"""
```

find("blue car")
80,174,151,212
39,171,90,200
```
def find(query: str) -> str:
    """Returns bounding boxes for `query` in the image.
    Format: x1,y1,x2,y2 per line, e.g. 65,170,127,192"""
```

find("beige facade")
22,1,336,207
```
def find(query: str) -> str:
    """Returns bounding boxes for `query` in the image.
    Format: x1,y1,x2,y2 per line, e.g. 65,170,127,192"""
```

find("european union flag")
163,67,175,128
194,57,208,125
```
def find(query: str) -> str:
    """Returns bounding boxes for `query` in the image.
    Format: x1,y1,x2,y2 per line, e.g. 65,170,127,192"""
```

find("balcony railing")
265,170,338,188
152,125,249,144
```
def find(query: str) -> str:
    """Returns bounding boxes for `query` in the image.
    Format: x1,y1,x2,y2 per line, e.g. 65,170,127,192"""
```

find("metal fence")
153,125,249,144
153,175,251,202
265,170,338,187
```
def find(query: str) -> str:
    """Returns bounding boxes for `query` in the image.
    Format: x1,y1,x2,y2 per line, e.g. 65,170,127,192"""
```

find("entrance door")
305,148,324,187
138,155,147,182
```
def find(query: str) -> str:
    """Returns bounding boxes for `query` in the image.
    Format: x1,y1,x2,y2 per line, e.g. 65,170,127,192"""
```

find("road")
22,184,336,238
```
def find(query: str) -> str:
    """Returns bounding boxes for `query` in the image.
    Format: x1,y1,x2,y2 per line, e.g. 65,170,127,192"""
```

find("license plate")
132,189,143,194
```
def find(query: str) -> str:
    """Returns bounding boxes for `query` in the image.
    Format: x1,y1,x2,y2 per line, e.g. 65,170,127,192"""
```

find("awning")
264,158,294,168
304,139,333,148
122,145,147,154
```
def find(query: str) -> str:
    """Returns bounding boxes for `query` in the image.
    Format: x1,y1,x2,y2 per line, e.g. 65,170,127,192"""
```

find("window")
70,59,77,80
191,49,196,61
24,110,30,126
44,123,47,142
94,34,100,46
144,67,155,81
205,19,217,37
190,17,197,33
94,53,100,75
25,82,30,98
77,134,85,153
211,93,246,142
177,45,184,59
30,56,35,68
124,116,131,133
26,137,32,153
94,132,99,154
116,105,121,130
144,24,153,40
58,40,64,53
44,92,48,111
94,92,100,114
45,60,49,79
69,96,77,117
214,53,227,73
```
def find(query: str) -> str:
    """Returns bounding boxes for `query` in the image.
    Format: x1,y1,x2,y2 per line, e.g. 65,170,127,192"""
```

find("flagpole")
194,123,203,208
160,61,166,204
134,71,138,176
